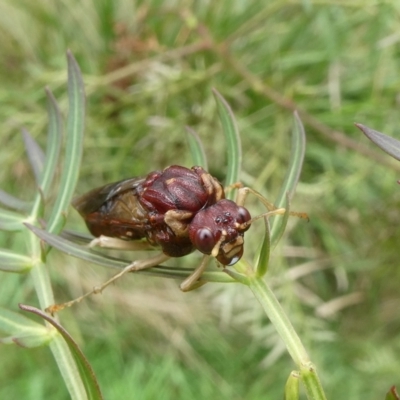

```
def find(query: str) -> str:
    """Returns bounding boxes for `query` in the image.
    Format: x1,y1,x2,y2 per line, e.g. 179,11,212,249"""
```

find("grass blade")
274,111,306,206
0,333,53,348
0,208,25,231
212,88,241,198
20,304,103,400
0,307,49,332
186,126,208,169
60,229,97,244
0,249,32,273
255,218,271,277
284,371,300,400
270,112,306,242
0,307,53,347
300,362,328,400
40,88,63,197
46,51,85,234
0,189,31,211
355,123,400,161
26,223,128,270
22,128,45,185
270,195,291,249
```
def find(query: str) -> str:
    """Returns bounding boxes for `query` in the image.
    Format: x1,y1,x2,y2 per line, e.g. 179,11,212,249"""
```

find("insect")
46,165,298,314
73,165,251,266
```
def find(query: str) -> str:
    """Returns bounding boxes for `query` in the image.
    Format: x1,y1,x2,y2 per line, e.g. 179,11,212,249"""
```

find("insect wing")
72,177,145,216
72,177,150,240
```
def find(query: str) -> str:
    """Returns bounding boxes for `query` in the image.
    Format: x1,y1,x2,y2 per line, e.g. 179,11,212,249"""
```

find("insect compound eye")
193,228,216,255
237,206,251,229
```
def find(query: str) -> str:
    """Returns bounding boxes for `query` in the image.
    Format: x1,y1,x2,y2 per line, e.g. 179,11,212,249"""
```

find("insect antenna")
234,186,308,229
236,208,285,230
237,207,308,230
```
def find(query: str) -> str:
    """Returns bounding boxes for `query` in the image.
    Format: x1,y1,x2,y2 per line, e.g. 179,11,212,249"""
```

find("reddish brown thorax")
139,165,222,213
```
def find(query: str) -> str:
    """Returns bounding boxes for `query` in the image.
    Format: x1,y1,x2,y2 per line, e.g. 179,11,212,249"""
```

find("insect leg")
164,209,193,237
45,253,170,314
179,254,211,292
89,235,155,251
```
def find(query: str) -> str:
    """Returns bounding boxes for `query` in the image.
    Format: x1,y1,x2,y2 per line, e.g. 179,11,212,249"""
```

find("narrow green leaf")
0,332,54,347
248,276,310,365
255,218,271,277
300,362,328,400
0,249,32,273
0,189,31,211
222,268,249,285
0,307,53,347
26,223,127,270
355,123,400,161
40,87,63,196
270,112,306,240
22,128,45,185
0,208,25,231
212,88,241,198
61,229,96,244
201,270,236,283
0,307,48,333
274,111,306,206
284,371,300,400
271,195,291,248
186,126,208,169
20,304,103,400
46,51,85,234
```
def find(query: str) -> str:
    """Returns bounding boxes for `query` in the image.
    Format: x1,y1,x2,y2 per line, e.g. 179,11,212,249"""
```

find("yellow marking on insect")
211,230,227,257
166,178,176,185
222,237,243,258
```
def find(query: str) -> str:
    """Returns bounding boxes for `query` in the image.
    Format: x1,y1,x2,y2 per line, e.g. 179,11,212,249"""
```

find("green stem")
248,275,327,400
26,227,87,400
300,363,328,400
248,276,309,364
27,228,55,307
49,337,88,400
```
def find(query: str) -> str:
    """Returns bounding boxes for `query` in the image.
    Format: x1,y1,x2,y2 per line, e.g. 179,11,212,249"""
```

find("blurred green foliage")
1,0,400,399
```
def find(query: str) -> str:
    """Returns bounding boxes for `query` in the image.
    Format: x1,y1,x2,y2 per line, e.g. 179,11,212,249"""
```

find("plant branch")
248,275,327,400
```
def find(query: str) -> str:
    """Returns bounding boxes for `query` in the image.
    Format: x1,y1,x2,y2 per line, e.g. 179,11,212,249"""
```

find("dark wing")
72,177,150,240
72,177,146,216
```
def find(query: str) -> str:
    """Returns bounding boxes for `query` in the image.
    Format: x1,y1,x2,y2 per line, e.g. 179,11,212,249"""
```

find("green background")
1,1,400,399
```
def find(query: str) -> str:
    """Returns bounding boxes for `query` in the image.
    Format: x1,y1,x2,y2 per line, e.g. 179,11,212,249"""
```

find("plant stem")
26,226,87,400
300,363,328,400
248,275,327,400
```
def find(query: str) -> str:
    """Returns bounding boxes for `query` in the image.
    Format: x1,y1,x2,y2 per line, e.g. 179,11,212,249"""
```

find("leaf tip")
354,122,365,131
211,87,224,103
